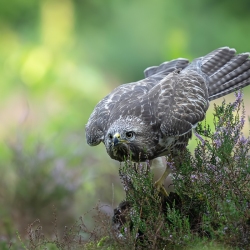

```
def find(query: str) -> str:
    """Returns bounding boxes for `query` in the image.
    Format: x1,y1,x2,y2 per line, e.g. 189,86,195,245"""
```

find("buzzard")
85,47,250,194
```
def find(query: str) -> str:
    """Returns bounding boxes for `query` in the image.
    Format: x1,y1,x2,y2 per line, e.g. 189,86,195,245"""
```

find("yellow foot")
151,155,175,197
154,159,171,197
154,180,169,197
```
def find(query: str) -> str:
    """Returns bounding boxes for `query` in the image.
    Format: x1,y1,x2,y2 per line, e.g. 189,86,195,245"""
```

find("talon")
154,181,169,197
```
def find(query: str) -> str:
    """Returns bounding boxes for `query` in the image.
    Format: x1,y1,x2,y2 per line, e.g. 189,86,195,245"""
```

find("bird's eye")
108,134,113,139
126,131,134,139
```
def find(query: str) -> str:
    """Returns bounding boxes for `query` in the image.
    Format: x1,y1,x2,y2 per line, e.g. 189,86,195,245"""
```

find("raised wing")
148,71,209,137
144,58,189,78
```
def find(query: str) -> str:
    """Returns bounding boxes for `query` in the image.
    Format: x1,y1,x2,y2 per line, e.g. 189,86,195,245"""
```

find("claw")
154,181,169,197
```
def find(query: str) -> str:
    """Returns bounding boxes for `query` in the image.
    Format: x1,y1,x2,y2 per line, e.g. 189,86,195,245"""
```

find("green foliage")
6,96,248,249
110,159,200,249
0,137,81,239
174,92,250,247
5,95,249,248
118,160,165,247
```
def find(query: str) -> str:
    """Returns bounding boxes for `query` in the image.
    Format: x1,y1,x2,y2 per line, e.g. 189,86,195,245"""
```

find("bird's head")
104,116,158,162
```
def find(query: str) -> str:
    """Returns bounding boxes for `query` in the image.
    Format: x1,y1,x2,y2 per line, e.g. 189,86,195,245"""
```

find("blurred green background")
0,0,250,240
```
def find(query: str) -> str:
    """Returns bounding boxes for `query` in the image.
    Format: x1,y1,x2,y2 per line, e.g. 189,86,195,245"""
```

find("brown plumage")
85,47,250,163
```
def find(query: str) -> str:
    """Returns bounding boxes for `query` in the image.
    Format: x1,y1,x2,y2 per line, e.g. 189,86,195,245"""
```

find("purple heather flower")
207,164,217,171
120,173,132,192
166,158,175,171
239,135,249,145
145,159,150,168
191,174,198,182
234,155,240,161
194,132,205,146
240,108,246,127
235,90,243,102
215,156,221,164
138,163,143,173
214,139,222,148
232,90,243,109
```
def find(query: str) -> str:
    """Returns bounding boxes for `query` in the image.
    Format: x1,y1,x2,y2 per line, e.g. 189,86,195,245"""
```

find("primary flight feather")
85,47,250,163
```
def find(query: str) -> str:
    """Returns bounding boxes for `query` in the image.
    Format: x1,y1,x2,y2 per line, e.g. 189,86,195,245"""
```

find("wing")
144,58,189,78
148,70,209,138
85,58,190,146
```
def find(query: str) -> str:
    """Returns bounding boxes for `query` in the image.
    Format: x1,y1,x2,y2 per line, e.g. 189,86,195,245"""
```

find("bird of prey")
85,47,250,194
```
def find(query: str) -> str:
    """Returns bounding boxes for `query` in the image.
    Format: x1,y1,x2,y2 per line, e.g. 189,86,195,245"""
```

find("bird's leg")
154,164,171,197
154,155,174,197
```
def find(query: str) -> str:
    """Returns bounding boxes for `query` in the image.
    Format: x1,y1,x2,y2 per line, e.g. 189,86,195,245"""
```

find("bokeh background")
1,0,250,240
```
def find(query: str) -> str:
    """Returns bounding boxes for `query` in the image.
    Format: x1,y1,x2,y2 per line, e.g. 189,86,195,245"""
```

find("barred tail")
200,47,250,101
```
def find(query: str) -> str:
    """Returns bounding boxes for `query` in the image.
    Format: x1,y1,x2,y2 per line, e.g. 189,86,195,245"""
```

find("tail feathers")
209,63,250,96
201,47,236,75
144,58,189,78
201,47,250,100
209,77,250,101
209,53,250,85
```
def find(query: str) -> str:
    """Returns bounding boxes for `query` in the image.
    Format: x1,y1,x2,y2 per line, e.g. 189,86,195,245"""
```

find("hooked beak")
113,133,127,146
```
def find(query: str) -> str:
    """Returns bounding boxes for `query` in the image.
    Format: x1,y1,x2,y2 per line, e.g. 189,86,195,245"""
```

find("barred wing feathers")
155,71,209,137
86,59,190,146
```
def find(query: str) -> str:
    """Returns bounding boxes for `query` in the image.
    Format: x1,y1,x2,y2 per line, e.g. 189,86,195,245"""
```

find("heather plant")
172,91,250,247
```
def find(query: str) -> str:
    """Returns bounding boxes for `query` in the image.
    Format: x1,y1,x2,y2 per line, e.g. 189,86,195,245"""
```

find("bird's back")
147,47,250,101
